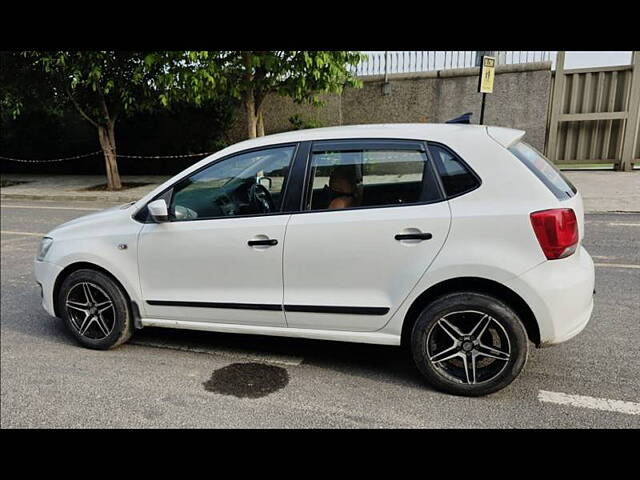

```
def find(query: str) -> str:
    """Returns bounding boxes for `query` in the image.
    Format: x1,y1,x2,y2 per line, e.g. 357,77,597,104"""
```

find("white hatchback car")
34,124,595,396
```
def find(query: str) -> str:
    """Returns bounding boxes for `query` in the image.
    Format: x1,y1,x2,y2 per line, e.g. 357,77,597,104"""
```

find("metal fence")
545,51,639,170
354,51,552,76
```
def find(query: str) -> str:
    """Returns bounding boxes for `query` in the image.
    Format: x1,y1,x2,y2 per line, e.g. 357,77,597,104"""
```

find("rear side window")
428,143,480,197
306,147,441,211
509,142,577,200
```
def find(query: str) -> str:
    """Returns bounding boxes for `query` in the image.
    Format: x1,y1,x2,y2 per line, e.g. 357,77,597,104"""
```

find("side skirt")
139,318,401,346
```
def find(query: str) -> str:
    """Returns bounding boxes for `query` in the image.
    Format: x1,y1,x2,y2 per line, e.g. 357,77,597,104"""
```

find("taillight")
530,208,579,260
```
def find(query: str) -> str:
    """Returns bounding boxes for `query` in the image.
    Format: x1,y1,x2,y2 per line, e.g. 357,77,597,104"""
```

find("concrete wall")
227,62,552,151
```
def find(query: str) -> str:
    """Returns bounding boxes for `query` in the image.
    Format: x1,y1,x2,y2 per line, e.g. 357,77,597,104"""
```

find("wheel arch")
52,261,140,326
400,276,541,348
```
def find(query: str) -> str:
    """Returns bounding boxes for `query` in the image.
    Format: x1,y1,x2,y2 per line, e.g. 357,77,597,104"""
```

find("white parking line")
594,263,640,270
538,390,640,415
0,230,45,237
608,222,640,227
0,204,102,211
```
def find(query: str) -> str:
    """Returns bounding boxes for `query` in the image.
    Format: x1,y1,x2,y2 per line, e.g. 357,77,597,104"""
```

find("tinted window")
306,148,440,210
169,146,295,221
429,143,480,197
509,141,577,200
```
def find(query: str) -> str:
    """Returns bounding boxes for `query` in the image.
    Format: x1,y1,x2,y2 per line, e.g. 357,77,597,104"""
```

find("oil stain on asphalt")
203,362,289,398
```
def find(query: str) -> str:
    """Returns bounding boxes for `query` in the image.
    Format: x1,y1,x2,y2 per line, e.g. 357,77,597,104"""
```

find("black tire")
57,269,133,350
411,291,528,396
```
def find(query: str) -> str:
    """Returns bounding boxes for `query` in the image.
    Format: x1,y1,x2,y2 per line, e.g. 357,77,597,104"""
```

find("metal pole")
480,93,487,125
384,51,388,82
547,51,566,161
619,51,640,171
382,51,391,96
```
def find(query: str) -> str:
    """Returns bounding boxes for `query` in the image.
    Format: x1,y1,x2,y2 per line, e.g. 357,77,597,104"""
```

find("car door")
282,139,451,332
137,144,298,327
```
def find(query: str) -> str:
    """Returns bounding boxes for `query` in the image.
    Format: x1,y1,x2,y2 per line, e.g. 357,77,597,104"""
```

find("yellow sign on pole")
479,56,496,93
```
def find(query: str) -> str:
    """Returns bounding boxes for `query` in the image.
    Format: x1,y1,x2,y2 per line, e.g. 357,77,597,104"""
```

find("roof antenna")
446,112,473,124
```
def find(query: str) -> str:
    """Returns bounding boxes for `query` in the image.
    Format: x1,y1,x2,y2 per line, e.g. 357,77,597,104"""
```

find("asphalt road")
1,199,639,428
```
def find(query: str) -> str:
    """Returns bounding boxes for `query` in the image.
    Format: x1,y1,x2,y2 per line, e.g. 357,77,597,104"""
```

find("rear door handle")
395,232,432,241
248,238,278,247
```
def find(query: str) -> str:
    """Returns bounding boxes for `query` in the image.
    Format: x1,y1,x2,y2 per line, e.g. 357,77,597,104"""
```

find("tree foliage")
27,51,171,126
7,51,189,189
155,51,365,138
2,51,365,186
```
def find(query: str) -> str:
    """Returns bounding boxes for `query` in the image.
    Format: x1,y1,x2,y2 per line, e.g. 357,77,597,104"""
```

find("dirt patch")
203,362,289,399
81,182,151,191
0,180,29,188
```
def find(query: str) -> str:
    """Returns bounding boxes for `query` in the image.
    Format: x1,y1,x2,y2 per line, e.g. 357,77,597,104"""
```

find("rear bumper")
34,259,63,317
505,245,595,347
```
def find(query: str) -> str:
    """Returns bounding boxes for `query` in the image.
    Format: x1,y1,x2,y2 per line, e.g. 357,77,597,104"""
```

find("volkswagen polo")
34,124,595,396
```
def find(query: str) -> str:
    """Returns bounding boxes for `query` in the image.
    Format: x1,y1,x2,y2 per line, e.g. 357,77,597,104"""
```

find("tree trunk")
255,91,267,137
97,122,122,191
245,96,258,139
257,109,265,137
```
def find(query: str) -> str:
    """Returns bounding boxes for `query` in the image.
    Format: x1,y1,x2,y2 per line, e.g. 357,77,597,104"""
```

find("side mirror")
148,199,169,223
257,176,272,190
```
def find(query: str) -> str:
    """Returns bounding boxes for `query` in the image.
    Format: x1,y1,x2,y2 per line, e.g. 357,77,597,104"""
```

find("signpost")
478,55,496,125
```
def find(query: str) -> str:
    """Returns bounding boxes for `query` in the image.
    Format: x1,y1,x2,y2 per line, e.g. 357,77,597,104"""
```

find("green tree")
13,51,186,190
167,51,364,139
1,51,56,123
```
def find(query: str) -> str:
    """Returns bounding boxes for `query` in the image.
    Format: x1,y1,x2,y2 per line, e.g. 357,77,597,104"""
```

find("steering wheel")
248,183,275,214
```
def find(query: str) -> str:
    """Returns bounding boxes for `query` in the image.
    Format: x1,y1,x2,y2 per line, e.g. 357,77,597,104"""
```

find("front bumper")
34,259,63,317
505,245,595,347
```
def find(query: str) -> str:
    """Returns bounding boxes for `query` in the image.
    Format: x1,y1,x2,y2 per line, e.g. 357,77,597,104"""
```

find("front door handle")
248,238,278,247
395,232,432,241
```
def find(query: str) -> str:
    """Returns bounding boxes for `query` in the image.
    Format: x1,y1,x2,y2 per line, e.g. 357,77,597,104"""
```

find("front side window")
169,145,296,221
306,147,440,211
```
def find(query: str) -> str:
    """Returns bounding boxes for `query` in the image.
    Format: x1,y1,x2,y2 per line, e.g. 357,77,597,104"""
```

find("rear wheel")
57,269,133,350
411,291,528,396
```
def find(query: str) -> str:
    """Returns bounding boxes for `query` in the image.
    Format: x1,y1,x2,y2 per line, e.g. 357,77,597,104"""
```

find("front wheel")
411,291,528,396
57,269,133,350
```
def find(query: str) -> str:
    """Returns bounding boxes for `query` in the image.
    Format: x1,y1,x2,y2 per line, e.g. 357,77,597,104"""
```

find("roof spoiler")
445,112,473,124
486,126,526,148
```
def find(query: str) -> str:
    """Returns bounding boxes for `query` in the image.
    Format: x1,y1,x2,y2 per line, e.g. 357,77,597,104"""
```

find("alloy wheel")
65,282,115,340
425,310,511,385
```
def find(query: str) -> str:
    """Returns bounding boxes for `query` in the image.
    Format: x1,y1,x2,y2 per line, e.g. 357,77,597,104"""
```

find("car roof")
231,123,480,148
224,123,525,153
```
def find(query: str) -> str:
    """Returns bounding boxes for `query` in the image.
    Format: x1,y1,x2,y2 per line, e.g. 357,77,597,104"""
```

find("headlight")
36,237,53,261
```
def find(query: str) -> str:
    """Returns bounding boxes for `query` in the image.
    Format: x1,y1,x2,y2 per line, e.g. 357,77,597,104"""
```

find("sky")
554,51,632,69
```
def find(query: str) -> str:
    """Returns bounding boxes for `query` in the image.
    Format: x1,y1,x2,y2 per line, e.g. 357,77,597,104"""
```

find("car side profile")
34,123,595,396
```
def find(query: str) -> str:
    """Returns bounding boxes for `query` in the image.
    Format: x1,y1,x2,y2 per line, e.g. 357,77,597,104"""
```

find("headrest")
329,165,358,194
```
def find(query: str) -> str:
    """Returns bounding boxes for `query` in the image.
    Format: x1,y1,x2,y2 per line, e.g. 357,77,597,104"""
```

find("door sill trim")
139,318,400,346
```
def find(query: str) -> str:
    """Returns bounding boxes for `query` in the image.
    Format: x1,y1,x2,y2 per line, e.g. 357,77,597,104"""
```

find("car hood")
47,202,135,237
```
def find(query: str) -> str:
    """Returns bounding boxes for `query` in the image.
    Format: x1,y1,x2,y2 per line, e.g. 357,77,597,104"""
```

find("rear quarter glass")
508,142,577,200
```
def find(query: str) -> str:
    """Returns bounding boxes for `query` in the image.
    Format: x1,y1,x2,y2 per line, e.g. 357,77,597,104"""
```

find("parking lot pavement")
1,200,638,428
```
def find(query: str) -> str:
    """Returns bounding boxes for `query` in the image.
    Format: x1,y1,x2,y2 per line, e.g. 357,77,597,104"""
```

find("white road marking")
0,230,45,237
594,262,640,270
130,340,304,366
0,236,31,245
0,204,102,211
607,222,640,227
538,390,640,416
